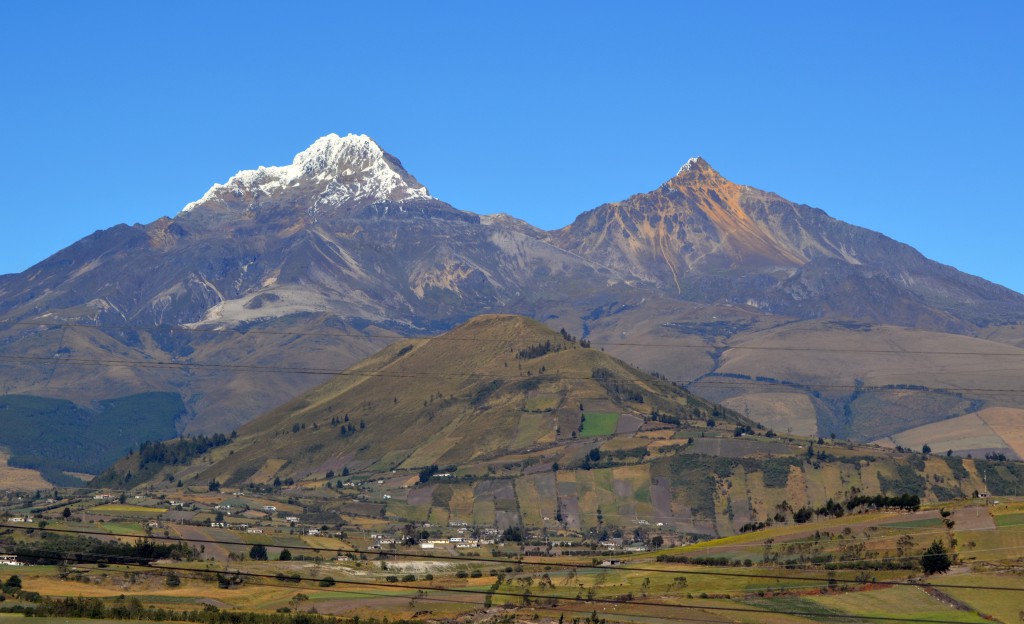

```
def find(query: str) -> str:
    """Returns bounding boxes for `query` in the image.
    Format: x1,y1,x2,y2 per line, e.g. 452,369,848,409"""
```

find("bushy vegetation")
591,368,644,403
517,340,558,359
418,464,439,483
8,595,409,624
845,493,920,511
92,433,231,487
12,533,197,565
877,463,927,497
974,459,1024,495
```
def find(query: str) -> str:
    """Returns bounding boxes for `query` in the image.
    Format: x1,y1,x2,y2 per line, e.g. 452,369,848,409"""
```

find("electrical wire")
1,523,1019,595
2,352,1023,396
8,548,998,624
6,320,1024,358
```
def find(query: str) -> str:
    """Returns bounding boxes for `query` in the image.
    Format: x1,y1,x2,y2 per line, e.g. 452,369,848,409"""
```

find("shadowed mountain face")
1,134,1023,445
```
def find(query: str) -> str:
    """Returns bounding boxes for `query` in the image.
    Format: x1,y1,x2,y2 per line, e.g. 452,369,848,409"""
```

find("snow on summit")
181,133,432,213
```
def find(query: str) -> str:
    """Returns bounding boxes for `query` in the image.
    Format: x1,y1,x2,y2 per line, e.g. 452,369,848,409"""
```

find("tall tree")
920,540,952,574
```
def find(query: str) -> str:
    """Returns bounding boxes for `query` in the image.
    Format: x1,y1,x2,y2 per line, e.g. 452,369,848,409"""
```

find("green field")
811,586,988,623
883,517,944,529
993,511,1024,527
579,412,619,437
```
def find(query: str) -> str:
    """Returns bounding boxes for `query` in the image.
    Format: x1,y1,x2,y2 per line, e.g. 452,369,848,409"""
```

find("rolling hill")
96,315,1020,539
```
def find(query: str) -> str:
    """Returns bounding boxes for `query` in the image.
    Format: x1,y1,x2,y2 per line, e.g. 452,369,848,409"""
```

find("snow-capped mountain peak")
181,133,432,214
677,156,702,175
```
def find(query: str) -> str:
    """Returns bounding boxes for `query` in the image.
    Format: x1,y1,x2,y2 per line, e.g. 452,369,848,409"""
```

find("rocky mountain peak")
180,133,432,214
668,156,726,187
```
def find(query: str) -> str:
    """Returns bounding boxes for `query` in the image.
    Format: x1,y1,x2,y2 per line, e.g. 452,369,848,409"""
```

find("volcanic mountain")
2,133,1024,475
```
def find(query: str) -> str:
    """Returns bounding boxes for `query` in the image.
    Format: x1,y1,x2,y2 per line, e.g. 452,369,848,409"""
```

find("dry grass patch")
720,392,818,437
877,412,1004,455
249,458,288,484
0,451,52,490
90,504,164,515
511,413,551,449
977,407,1024,457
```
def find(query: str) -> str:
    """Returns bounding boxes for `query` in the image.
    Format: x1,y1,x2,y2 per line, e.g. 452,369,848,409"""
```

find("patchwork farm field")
579,412,619,437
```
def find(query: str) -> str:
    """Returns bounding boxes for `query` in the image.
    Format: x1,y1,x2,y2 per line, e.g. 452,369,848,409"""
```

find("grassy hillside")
183,316,730,480
94,315,1024,541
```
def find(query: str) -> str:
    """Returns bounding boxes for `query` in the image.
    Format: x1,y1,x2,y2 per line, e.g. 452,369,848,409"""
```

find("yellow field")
524,394,560,412
249,458,288,484
447,484,475,522
720,392,818,436
90,504,165,515
0,450,52,490
976,407,1024,457
511,413,551,449
877,412,1006,454
784,465,809,511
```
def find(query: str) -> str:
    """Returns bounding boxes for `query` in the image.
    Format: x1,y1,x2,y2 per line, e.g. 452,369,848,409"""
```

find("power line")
65,561,735,624
9,548,995,624
1,523,1018,595
3,352,1024,396
6,319,1024,358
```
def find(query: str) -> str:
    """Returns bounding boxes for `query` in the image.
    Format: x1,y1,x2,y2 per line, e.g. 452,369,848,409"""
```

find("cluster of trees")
591,368,644,403
11,595,380,624
578,447,602,470
845,493,921,512
656,554,753,567
558,328,590,348
1,574,22,594
13,535,197,565
648,410,682,425
517,341,559,359
418,464,439,483
786,494,919,524
248,545,294,561
136,434,231,469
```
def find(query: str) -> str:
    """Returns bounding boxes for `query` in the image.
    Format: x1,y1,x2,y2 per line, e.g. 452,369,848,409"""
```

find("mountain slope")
126,314,732,486
95,316,1019,539
2,134,1023,454
0,135,616,432
552,157,1024,330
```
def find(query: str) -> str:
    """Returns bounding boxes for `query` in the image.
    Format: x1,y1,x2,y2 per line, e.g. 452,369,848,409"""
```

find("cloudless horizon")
2,2,1022,293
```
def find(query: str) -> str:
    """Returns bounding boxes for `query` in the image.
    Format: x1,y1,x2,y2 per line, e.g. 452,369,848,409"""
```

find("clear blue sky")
2,2,1022,293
